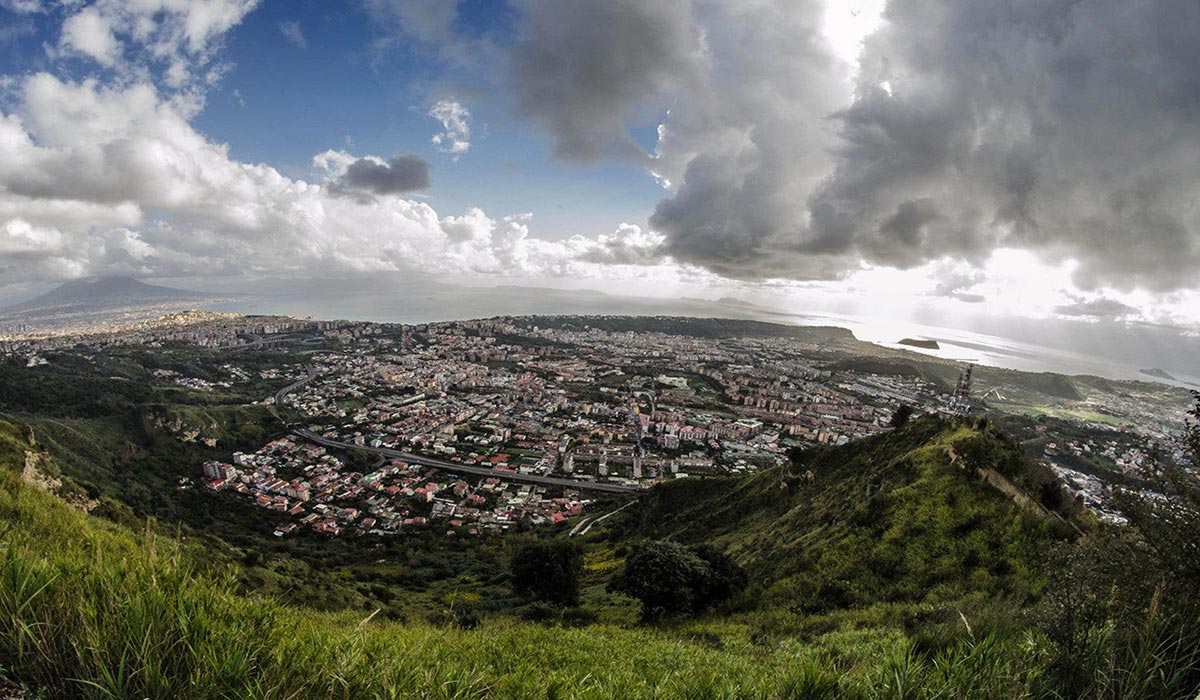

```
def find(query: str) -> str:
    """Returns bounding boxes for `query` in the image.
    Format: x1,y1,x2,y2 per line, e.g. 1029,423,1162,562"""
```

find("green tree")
691,544,748,610
889,404,915,428
510,539,584,606
343,447,380,472
1115,393,1200,600
608,541,746,620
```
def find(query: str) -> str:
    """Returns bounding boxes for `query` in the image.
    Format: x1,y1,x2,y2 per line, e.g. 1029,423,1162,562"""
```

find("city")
7,311,1182,536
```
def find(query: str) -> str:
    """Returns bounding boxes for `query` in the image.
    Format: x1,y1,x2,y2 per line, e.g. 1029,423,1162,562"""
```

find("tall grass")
3,421,1200,699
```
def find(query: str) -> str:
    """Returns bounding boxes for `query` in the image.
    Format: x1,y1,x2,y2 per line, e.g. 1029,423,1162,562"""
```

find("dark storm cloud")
333,154,431,196
645,0,852,279
805,0,1200,289
509,0,703,162
513,0,1200,291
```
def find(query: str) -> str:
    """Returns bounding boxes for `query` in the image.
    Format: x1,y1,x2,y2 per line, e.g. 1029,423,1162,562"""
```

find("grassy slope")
6,415,1195,699
0,416,1094,700
0,418,957,699
617,417,1072,614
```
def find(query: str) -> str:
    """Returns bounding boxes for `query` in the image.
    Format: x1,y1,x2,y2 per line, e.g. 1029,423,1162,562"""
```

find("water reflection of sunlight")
781,311,1197,386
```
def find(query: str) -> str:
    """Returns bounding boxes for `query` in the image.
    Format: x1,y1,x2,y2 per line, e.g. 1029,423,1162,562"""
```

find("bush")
510,538,584,606
517,601,559,622
889,404,915,428
690,544,748,611
608,540,746,620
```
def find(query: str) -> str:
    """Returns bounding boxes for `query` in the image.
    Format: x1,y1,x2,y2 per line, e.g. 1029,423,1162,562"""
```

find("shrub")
608,540,746,620
510,538,584,606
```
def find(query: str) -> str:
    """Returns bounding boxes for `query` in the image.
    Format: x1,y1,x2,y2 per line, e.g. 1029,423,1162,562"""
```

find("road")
291,428,643,495
226,332,305,352
569,499,637,536
274,365,316,407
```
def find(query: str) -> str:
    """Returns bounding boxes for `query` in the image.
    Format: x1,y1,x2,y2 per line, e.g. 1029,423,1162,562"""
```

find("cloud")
1054,296,1139,321
60,7,121,67
329,153,431,197
806,0,1200,290
360,0,479,65
509,0,705,162
51,0,260,89
509,0,851,275
647,1,853,279
577,224,665,266
8,0,1200,329
508,0,1200,295
1,0,44,12
278,19,307,49
0,72,687,288
930,263,986,304
427,100,471,157
499,0,806,272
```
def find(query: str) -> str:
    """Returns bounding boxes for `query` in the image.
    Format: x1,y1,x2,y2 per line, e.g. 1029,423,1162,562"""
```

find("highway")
291,428,643,495
226,332,305,352
274,365,316,407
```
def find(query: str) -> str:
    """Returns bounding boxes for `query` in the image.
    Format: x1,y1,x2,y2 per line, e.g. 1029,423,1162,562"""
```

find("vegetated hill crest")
613,416,1080,614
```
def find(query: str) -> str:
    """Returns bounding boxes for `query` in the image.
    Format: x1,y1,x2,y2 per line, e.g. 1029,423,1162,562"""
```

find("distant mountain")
0,277,229,334
3,277,213,313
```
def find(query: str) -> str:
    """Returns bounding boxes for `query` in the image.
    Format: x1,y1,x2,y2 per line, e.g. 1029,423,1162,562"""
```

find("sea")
203,280,1200,389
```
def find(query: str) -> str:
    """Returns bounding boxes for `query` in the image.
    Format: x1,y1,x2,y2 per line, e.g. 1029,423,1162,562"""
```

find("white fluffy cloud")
427,100,471,157
0,72,687,288
60,8,121,67
0,2,696,290
50,0,260,89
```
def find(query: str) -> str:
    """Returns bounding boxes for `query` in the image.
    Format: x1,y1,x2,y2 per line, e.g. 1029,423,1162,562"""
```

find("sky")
1,0,1199,333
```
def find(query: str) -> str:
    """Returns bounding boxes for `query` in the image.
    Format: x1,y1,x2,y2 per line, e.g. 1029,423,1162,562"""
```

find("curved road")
274,364,316,407
569,498,637,537
292,428,642,495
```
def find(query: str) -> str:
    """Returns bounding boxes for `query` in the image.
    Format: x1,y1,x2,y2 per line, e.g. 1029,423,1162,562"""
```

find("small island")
898,337,940,350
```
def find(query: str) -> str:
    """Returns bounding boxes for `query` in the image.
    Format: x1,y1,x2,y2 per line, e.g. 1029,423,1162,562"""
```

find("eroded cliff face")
19,431,98,513
146,410,219,447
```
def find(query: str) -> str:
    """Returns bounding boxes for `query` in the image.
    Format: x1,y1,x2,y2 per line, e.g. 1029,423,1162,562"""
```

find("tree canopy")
510,538,584,606
609,540,746,620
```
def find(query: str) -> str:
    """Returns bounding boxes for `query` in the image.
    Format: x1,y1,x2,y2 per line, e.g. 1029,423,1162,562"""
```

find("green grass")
613,417,1072,615
3,416,1199,699
988,398,1128,426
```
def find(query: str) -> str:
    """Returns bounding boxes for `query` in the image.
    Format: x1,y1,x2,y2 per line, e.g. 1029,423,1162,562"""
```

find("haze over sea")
199,278,1200,389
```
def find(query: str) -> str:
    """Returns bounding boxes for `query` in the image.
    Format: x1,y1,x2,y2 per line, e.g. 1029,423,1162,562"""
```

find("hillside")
0,418,827,698
4,414,1199,698
613,417,1078,614
515,314,857,343
0,417,1056,699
